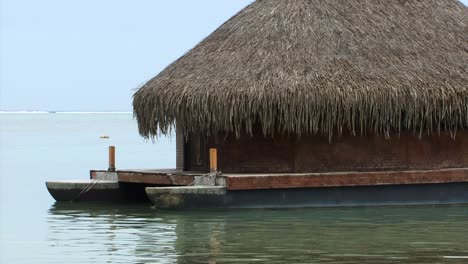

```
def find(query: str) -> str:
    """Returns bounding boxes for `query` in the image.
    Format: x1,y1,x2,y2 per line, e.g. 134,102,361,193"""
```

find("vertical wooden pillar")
210,148,217,173
108,146,116,171
176,128,184,171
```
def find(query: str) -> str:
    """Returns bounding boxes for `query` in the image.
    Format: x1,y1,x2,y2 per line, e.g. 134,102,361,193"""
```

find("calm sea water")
1,113,467,263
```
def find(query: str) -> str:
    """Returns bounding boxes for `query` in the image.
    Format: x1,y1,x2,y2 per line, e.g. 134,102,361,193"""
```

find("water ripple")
22,204,464,263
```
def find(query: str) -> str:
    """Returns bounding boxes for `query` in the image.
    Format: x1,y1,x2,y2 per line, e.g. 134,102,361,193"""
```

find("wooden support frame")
108,146,116,172
210,148,218,172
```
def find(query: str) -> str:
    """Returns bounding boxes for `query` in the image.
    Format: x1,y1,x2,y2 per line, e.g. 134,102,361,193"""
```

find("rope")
187,171,221,186
72,170,220,201
72,171,111,202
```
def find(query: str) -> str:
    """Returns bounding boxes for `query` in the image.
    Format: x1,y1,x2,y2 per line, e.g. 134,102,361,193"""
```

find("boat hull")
146,183,468,209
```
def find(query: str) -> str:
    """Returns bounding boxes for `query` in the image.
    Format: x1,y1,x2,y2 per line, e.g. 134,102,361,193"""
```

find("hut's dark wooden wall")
184,130,468,173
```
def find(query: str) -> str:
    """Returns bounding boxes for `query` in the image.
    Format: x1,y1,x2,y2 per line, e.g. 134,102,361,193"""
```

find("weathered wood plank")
225,168,468,190
118,171,195,185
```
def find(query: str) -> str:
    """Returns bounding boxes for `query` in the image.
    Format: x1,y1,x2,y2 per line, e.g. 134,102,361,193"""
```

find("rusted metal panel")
118,171,195,185
225,168,468,190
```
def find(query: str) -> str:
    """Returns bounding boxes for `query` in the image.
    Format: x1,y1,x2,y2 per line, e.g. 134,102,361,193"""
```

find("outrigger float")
47,0,468,209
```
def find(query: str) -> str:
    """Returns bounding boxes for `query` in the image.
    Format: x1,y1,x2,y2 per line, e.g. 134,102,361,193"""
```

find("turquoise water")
1,113,468,263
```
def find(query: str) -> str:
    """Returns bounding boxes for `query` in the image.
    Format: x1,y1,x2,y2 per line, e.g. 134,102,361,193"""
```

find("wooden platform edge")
117,171,195,185
225,168,468,190
90,170,197,185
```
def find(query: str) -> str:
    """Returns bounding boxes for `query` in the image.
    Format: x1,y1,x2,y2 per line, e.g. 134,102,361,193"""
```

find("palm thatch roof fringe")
133,0,468,139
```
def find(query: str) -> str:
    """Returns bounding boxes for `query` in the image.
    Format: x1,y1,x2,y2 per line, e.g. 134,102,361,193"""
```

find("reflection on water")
43,204,468,263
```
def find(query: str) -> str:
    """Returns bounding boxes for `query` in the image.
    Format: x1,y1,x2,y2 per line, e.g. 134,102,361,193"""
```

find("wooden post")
209,148,217,173
108,146,116,172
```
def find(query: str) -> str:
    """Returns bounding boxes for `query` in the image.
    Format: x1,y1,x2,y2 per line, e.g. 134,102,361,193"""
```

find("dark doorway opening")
184,133,208,172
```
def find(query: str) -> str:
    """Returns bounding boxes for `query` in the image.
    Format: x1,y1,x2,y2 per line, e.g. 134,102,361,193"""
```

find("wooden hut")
133,0,468,175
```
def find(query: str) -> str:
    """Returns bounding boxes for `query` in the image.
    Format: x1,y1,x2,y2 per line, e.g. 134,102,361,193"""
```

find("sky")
1,0,467,111
1,1,252,111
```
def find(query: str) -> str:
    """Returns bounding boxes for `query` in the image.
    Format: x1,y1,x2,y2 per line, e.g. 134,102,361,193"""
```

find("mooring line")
72,171,110,202
187,171,221,186
73,171,220,201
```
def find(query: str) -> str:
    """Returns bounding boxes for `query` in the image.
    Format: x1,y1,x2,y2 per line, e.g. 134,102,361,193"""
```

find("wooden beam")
108,146,116,171
225,168,468,190
210,148,218,172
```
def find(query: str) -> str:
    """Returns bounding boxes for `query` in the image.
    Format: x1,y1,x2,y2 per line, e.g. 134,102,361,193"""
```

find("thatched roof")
133,0,468,139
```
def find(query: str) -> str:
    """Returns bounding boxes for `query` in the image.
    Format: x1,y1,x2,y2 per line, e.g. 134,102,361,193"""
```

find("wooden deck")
90,168,468,191
91,169,198,186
